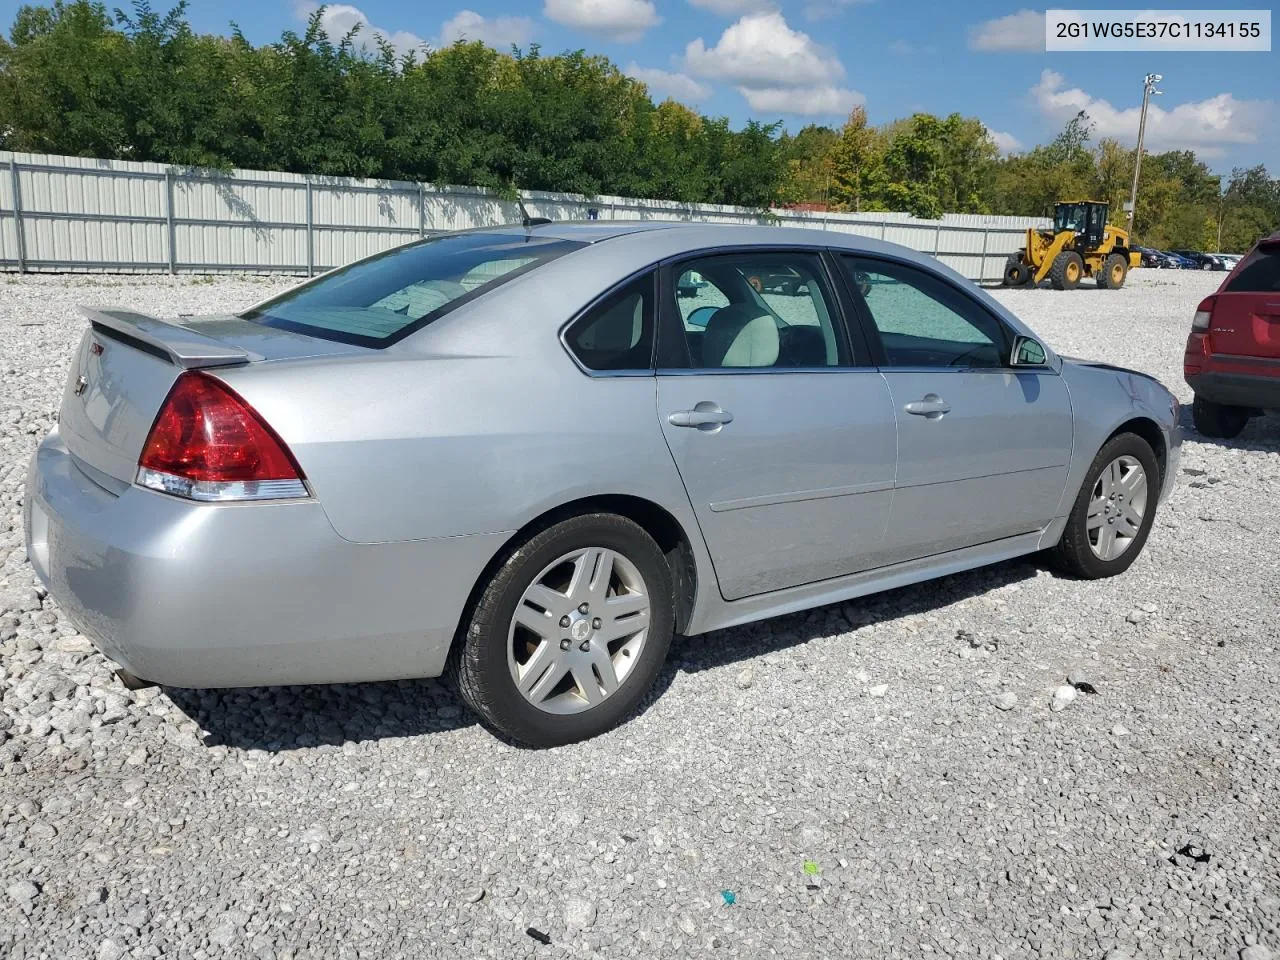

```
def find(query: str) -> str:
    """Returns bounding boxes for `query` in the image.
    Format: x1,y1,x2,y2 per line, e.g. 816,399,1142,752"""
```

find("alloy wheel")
506,547,651,715
1086,455,1148,560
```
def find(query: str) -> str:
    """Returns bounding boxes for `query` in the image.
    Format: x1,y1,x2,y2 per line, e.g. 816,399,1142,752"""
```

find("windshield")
1054,204,1085,233
242,233,582,347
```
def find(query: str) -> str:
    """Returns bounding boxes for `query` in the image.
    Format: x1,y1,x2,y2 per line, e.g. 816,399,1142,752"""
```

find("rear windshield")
242,233,582,347
1225,246,1280,293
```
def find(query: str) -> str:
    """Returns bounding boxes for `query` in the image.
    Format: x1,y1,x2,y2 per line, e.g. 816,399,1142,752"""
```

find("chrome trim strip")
709,479,894,513
894,464,1068,491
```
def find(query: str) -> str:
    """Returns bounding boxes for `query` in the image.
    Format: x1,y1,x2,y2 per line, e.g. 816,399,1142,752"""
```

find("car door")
655,249,897,601
839,255,1073,564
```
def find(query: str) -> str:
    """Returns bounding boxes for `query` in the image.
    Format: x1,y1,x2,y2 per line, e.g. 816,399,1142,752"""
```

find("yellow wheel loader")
1002,201,1142,290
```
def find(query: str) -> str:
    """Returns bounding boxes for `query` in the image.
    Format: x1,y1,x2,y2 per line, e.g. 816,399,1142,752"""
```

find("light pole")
1126,73,1163,239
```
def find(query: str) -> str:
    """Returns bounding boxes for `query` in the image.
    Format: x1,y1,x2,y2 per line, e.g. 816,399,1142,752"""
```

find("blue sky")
6,0,1277,173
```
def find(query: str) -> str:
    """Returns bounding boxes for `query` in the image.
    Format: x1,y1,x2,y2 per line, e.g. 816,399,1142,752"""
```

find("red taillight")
137,372,307,502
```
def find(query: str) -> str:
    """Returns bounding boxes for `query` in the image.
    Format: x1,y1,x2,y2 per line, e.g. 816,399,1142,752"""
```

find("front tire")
1192,395,1250,439
1048,433,1159,579
452,513,674,748
1049,251,1083,290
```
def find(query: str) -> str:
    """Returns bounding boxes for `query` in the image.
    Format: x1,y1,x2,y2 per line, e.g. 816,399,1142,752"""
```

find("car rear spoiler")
80,307,261,369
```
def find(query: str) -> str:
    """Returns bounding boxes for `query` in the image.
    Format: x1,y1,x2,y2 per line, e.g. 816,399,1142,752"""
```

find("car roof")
478,219,905,256
478,220,691,242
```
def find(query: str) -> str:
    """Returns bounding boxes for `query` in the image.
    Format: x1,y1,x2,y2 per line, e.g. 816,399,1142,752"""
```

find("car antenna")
517,195,552,229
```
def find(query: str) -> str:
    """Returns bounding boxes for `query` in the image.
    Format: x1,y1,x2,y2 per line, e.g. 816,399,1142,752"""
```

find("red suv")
1184,232,1280,438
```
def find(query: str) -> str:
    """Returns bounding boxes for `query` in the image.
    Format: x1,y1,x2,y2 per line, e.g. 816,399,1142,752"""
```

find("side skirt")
686,529,1057,636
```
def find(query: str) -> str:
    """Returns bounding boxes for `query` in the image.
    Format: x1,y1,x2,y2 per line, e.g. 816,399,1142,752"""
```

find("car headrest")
702,304,779,368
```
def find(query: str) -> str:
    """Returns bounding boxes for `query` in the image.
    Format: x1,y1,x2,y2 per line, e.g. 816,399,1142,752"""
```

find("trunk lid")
1209,242,1280,361
59,307,366,484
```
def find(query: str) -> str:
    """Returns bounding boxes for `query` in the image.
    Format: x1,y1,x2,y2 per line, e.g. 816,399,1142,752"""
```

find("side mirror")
1010,335,1048,367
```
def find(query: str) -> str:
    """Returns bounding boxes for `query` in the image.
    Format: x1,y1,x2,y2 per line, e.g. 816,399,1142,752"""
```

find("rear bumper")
1187,371,1280,410
24,429,509,688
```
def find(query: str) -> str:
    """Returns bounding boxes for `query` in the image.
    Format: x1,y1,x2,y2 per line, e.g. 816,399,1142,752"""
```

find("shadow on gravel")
1177,404,1280,454
171,557,1043,752
165,677,474,752
650,556,1042,697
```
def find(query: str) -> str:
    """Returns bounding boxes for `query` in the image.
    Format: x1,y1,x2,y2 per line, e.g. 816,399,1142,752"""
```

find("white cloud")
743,86,864,116
1031,69,1272,157
804,0,874,20
625,64,713,102
543,0,661,42
968,9,1044,51
888,39,914,55
437,10,534,48
297,2,427,58
689,0,777,14
985,128,1023,154
685,12,842,88
684,12,861,118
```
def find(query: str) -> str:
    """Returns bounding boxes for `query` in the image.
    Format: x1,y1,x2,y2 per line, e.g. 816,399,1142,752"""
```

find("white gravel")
2,269,1279,959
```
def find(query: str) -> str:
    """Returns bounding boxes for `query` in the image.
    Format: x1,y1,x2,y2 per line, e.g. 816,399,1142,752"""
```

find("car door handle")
904,395,951,419
668,405,734,428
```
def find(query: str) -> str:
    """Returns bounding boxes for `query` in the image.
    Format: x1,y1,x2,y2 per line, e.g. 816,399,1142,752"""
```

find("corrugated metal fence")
0,151,1047,282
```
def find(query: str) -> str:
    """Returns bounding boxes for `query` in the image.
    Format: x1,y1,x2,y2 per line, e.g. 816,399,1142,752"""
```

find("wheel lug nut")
559,615,571,628
592,618,602,629
560,638,571,650
578,603,589,614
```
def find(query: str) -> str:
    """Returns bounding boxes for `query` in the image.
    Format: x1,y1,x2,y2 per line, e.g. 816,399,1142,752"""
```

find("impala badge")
90,340,104,356
74,374,88,396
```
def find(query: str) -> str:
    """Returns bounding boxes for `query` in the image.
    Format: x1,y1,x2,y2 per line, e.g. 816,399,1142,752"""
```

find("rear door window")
243,233,582,347
1225,247,1280,292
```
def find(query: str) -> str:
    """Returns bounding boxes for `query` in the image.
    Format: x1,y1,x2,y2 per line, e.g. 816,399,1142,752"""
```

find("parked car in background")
1137,246,1177,269
1163,251,1198,270
1212,253,1243,270
1185,231,1280,437
676,271,708,298
25,222,1181,747
1172,250,1228,271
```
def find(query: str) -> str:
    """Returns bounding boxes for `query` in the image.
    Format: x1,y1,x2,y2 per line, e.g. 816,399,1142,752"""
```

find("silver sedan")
25,222,1180,746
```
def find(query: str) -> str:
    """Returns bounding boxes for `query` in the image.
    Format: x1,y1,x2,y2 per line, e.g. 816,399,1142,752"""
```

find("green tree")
827,106,882,212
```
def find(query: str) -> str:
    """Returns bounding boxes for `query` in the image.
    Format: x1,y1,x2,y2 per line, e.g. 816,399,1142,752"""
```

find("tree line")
780,108,1278,252
1,1,1276,252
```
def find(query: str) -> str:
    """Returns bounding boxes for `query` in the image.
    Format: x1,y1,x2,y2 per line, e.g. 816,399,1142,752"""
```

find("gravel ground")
2,269,1279,960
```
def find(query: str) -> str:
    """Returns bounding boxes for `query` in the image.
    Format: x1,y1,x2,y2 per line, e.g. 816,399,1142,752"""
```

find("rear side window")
1225,247,1280,292
243,233,582,347
564,274,656,372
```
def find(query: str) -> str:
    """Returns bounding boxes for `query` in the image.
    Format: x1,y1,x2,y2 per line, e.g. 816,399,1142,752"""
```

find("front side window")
666,252,849,370
842,257,1008,368
243,233,582,347
563,274,656,372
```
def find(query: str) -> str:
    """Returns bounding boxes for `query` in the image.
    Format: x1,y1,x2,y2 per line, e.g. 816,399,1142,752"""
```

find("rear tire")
1049,251,1083,290
1048,433,1159,579
1192,395,1250,439
451,513,674,748
1096,253,1128,289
